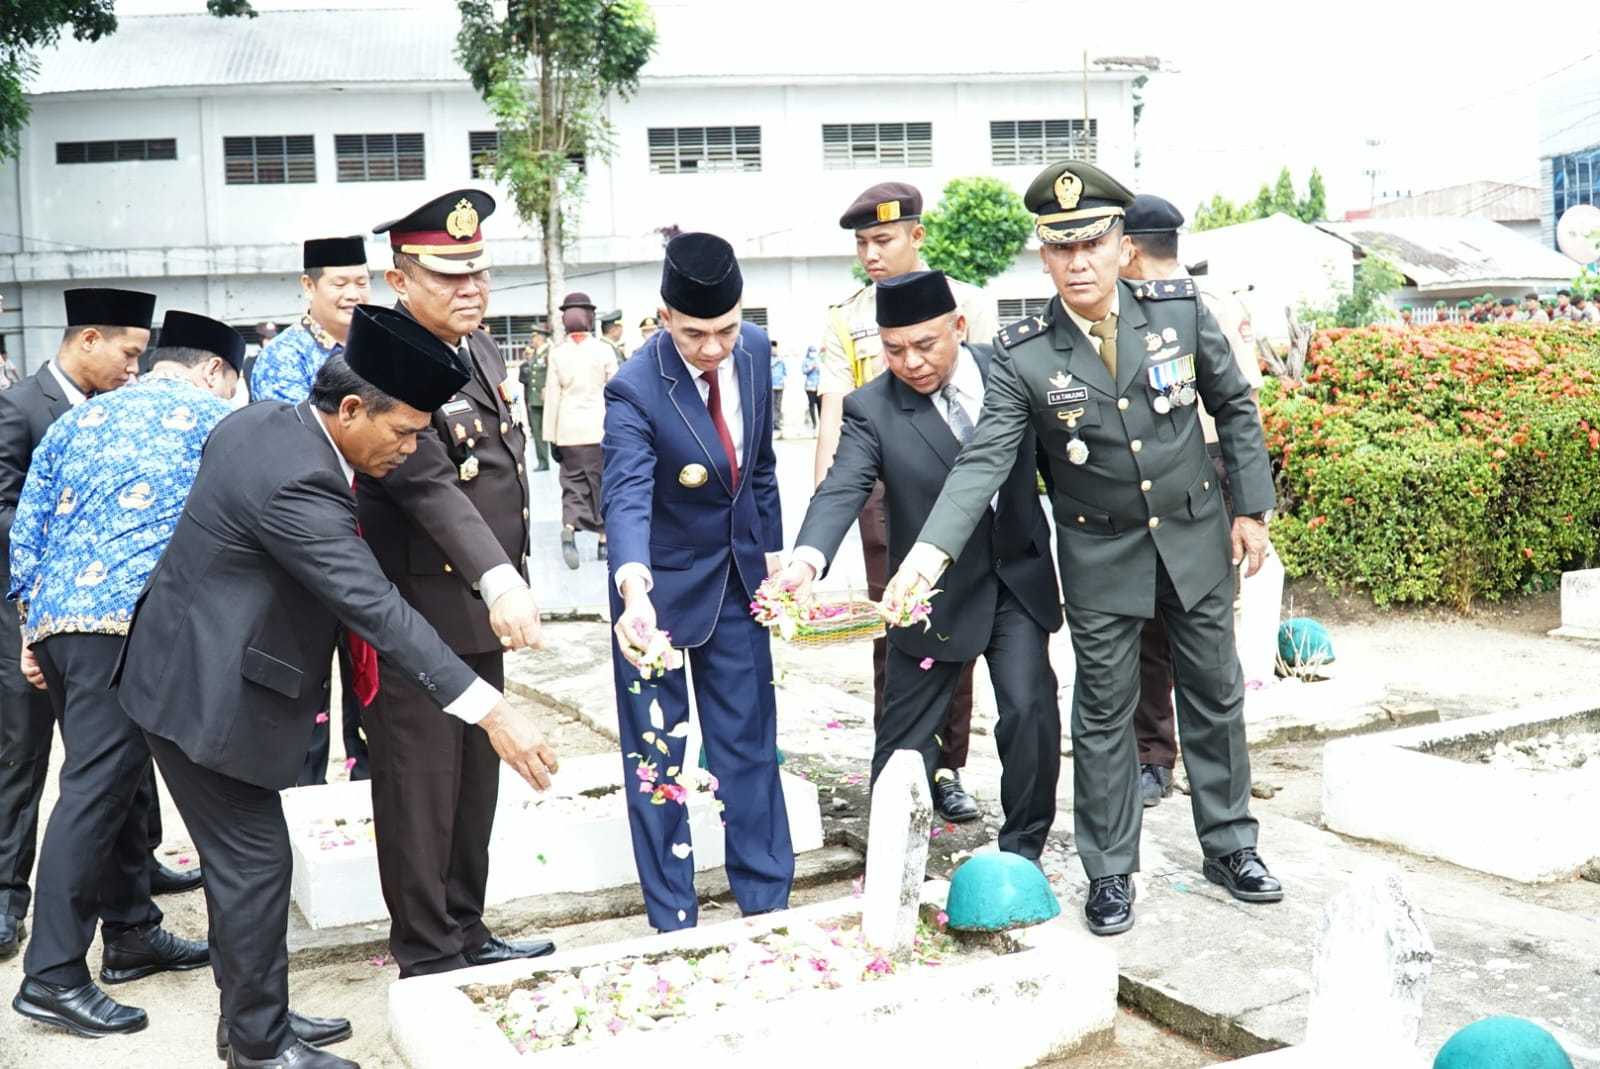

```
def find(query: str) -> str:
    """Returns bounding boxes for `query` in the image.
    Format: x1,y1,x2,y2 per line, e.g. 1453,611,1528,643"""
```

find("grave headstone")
1304,864,1433,1052
1550,568,1600,641
861,749,932,955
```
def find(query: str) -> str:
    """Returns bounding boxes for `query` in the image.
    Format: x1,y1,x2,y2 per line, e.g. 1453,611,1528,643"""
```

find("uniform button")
1077,515,1086,524
1140,480,1152,492
522,507,530,520
427,683,438,693
416,673,428,682
1130,439,1143,453
1065,418,1077,429
1117,398,1129,411
517,463,524,474
1148,516,1160,529
1204,481,1211,490
444,563,453,573
500,422,508,434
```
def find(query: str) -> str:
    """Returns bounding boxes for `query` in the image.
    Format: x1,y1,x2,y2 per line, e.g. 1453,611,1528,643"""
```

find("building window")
996,298,1051,321
648,126,761,174
468,130,585,180
1552,145,1600,245
481,314,547,353
989,120,1097,167
334,133,426,182
822,123,932,169
743,307,769,327
55,138,177,164
223,135,315,185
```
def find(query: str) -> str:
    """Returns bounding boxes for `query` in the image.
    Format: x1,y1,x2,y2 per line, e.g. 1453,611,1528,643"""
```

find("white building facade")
0,6,1151,368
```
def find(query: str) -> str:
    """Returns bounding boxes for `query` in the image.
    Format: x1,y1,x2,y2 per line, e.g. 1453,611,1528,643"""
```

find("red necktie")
701,369,739,490
347,477,380,706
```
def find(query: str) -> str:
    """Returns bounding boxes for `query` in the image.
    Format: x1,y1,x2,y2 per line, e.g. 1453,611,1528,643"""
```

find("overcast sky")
110,0,1600,219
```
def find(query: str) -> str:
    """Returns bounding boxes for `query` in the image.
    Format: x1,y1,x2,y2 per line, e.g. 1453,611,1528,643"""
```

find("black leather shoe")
1084,874,1136,936
463,933,556,966
217,1010,353,1061
227,1039,360,1069
100,924,210,984
0,915,24,962
1140,764,1174,807
150,859,203,895
931,770,980,823
13,977,148,1038
1203,847,1284,903
560,529,579,570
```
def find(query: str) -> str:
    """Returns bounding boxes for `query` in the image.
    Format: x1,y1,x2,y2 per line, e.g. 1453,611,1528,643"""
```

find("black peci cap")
343,305,470,412
839,181,923,230
64,288,156,330
1123,194,1186,235
304,236,369,271
661,233,743,319
156,310,245,371
875,270,957,329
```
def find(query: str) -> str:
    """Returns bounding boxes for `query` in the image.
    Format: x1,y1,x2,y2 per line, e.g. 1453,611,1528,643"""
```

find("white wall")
1,74,1140,369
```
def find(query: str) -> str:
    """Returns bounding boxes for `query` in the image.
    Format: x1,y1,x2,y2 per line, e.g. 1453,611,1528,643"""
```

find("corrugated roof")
26,4,1158,96
1316,218,1581,290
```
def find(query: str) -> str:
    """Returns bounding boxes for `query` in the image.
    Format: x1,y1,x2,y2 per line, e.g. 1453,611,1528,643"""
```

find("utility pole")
1363,138,1384,210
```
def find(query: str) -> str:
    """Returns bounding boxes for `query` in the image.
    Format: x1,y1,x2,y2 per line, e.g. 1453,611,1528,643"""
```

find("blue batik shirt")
9,375,233,644
250,313,341,403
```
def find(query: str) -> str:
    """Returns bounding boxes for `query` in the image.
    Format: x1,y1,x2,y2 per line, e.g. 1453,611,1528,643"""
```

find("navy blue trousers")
612,576,793,931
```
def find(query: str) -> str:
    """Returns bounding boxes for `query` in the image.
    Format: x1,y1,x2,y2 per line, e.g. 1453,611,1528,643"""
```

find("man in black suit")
0,288,198,965
362,189,552,978
117,305,561,1069
781,271,1064,859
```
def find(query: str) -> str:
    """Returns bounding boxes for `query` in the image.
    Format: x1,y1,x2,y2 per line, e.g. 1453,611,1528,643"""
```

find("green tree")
1251,182,1274,219
1269,166,1299,216
456,0,656,337
1192,193,1254,232
1298,167,1327,223
920,176,1033,287
1,1,255,162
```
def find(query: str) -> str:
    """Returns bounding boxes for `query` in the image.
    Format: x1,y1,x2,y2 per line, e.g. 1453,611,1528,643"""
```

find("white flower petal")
671,842,693,859
647,699,665,731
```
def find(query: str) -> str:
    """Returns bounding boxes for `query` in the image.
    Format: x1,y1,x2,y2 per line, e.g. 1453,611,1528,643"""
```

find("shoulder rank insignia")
998,313,1051,349
1134,278,1198,301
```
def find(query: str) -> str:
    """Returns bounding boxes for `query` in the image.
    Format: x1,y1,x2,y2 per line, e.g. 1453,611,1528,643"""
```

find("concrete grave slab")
1323,697,1600,882
388,883,1116,1069
282,754,824,929
1550,567,1600,641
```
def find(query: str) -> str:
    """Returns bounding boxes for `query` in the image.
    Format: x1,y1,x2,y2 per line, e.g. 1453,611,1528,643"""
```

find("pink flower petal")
344,757,357,772
176,856,192,865
315,711,330,724
918,657,935,671
824,719,843,730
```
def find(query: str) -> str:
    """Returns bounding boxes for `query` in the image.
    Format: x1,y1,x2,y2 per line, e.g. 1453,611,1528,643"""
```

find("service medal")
1066,437,1089,466
679,463,709,488
458,455,480,482
1152,394,1172,415
1175,383,1197,407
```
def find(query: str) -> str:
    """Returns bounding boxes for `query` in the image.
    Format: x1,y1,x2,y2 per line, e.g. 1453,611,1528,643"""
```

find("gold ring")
499,635,512,647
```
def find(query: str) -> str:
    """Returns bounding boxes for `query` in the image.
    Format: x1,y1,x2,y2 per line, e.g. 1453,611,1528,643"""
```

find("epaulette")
1132,278,1198,301
997,313,1051,348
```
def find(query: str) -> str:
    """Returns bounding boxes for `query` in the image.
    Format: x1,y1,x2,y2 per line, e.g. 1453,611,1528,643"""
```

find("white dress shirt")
47,362,88,407
310,406,501,724
613,343,746,596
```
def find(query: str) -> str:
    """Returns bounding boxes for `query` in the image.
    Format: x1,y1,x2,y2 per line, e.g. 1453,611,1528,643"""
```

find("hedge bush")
1263,322,1600,610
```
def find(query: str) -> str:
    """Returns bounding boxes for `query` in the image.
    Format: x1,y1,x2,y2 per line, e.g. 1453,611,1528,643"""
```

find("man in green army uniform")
519,328,551,472
884,161,1283,936
600,311,627,364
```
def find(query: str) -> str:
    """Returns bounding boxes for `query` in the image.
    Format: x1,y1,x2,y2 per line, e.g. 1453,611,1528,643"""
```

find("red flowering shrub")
1264,322,1600,609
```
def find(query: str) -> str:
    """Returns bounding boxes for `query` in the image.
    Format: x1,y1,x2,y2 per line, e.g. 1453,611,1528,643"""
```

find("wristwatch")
1243,510,1273,524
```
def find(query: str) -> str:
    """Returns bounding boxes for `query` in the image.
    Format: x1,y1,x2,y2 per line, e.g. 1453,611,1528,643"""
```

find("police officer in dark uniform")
886,161,1283,936
364,189,556,977
600,310,627,363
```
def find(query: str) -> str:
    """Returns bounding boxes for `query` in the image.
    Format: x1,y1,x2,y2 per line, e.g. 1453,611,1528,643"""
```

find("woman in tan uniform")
543,292,618,569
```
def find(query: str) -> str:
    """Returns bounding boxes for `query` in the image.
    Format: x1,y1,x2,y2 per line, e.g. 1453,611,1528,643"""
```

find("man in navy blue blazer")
600,233,792,932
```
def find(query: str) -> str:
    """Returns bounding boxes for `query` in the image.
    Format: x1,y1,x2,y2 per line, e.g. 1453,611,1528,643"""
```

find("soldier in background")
600,311,627,364
519,327,551,473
